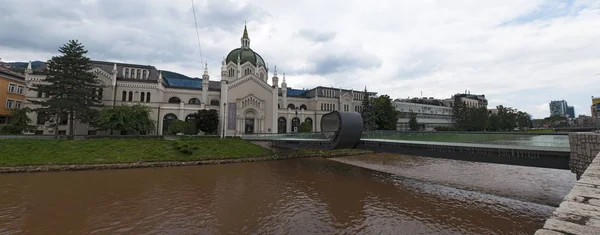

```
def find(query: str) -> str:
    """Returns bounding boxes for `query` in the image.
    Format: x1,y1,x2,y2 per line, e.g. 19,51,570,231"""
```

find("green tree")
372,95,399,130
169,120,188,135
466,106,488,131
516,111,532,129
452,95,467,130
299,122,312,133
194,109,219,134
93,104,155,134
360,87,377,131
488,114,501,131
408,112,419,131
496,105,517,131
0,108,34,134
29,40,105,139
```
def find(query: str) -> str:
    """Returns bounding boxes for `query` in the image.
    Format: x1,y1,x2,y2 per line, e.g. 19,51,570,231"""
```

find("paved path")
535,152,600,234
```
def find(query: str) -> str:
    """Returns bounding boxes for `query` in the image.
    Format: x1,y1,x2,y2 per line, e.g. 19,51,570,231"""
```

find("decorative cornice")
164,88,203,95
117,82,158,89
228,75,273,92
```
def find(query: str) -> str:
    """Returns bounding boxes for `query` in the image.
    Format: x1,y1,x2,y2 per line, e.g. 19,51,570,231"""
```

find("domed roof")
224,24,266,68
225,48,266,67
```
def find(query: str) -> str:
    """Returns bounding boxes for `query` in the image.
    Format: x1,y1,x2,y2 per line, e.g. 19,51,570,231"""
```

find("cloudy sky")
1,0,599,118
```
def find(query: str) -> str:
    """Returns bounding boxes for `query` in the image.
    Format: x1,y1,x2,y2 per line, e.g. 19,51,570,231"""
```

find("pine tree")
452,94,467,130
29,40,104,139
360,87,376,131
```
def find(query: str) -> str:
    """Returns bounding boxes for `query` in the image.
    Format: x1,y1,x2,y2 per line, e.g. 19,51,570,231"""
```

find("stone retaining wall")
534,151,600,234
569,132,600,179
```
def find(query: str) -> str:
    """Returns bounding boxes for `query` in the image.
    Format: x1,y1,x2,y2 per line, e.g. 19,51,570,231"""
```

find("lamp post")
222,102,227,139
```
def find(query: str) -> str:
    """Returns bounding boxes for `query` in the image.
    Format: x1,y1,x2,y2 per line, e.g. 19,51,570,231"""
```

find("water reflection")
0,157,559,234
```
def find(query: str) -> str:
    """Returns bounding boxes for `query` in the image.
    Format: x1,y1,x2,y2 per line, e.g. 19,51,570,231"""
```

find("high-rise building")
591,96,600,119
549,100,568,117
567,106,575,118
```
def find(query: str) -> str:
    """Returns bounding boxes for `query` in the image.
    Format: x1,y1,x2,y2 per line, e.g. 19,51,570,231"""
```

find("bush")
171,140,199,155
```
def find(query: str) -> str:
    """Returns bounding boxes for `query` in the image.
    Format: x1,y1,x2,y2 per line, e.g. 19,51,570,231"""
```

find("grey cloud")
297,29,336,43
309,50,382,75
0,0,269,72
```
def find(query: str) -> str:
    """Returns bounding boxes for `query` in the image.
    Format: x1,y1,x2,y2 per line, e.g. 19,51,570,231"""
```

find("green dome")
225,48,266,67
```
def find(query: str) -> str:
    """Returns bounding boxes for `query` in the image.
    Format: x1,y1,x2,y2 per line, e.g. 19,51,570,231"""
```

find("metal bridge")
242,111,572,170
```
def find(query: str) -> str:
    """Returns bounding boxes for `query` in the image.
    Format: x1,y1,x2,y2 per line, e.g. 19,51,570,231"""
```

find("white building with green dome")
23,25,376,136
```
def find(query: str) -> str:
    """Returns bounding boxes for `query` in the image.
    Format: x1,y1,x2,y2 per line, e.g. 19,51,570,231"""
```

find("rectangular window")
15,101,22,109
58,130,66,135
0,116,7,124
5,99,14,109
34,130,43,135
37,91,42,97
88,130,97,135
8,83,17,93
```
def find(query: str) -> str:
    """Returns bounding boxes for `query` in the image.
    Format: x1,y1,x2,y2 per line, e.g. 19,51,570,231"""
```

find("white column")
179,102,184,120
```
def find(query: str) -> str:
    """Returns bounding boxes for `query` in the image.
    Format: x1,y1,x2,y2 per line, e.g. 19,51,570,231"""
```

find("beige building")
393,98,454,131
24,25,374,136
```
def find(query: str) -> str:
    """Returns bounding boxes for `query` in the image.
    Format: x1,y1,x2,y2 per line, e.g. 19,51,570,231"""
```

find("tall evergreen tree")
29,40,104,139
360,87,376,131
451,95,467,130
408,112,419,131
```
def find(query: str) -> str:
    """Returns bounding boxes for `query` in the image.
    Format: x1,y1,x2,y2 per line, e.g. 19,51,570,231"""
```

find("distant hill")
5,61,45,73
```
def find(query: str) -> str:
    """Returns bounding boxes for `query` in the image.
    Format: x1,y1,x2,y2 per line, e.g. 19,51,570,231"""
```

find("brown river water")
0,153,575,235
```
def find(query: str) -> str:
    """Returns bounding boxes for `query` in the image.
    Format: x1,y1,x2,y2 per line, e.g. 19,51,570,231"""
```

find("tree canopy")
193,109,219,134
360,88,377,131
93,104,155,134
372,95,399,130
29,39,105,139
0,108,34,134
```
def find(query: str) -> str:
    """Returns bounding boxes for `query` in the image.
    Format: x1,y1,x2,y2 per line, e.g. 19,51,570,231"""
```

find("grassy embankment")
0,138,274,167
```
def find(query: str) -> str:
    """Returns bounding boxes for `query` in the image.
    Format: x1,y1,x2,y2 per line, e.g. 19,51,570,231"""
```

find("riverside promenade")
535,133,600,234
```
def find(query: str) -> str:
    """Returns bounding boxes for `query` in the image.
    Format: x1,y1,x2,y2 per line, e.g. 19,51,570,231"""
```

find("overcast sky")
1,0,599,118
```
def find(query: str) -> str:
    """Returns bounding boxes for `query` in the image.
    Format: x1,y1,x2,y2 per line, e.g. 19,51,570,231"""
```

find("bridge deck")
361,138,571,152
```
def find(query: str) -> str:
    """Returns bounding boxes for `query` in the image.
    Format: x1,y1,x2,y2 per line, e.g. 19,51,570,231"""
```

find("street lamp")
222,102,227,139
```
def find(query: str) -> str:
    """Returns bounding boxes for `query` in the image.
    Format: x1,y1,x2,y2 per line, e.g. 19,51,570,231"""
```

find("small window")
210,99,219,106
122,91,127,101
120,130,128,135
58,130,66,135
146,93,151,102
136,69,141,79
15,101,22,109
34,130,43,135
140,92,145,102
128,91,133,102
124,68,129,77
5,99,14,109
8,84,17,93
17,86,24,95
142,70,148,79
88,130,97,135
37,91,42,98
229,69,234,77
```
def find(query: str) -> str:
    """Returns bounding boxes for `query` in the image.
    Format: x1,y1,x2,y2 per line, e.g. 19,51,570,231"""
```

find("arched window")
168,97,181,104
228,69,234,77
162,114,178,135
136,69,141,79
122,91,127,101
299,104,307,110
189,98,201,104
146,93,151,102
128,91,133,101
140,92,145,102
130,69,134,78
97,88,103,100
124,68,129,77
142,70,147,79
291,117,301,132
278,117,287,133
287,104,295,110
210,99,219,106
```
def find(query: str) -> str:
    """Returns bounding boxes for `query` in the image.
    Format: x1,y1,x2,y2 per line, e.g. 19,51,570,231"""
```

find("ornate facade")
24,25,375,136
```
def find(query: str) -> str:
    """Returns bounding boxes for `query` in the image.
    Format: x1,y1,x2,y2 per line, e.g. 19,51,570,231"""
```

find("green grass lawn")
0,138,273,166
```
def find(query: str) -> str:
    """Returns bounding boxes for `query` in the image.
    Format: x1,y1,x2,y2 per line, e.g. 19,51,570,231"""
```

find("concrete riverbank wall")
535,132,600,234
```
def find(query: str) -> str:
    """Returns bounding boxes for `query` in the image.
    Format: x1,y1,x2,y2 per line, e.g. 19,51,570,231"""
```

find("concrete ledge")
535,152,600,234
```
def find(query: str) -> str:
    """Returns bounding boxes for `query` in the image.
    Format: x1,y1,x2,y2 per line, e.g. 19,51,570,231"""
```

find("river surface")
0,154,575,235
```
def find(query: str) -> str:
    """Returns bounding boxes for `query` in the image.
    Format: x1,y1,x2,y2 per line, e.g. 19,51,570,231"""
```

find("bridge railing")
361,131,570,150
